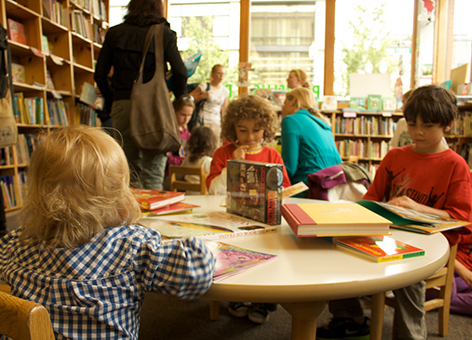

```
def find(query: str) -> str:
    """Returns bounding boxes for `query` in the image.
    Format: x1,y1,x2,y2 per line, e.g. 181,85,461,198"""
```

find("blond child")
206,94,291,195
0,125,215,339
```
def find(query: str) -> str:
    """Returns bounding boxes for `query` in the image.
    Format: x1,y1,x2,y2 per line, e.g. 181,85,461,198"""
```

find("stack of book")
131,188,199,216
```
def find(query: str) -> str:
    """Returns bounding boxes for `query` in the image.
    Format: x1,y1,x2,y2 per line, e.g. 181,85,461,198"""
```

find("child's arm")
206,147,231,195
388,196,452,219
455,259,472,288
136,233,216,299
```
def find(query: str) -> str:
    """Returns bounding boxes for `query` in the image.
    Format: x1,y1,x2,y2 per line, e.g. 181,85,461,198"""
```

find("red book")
335,235,425,263
7,19,27,45
145,202,200,216
131,188,185,210
281,202,391,237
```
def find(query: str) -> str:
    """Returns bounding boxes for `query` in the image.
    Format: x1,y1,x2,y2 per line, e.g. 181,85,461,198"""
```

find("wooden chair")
0,290,55,340
370,243,458,340
169,165,208,195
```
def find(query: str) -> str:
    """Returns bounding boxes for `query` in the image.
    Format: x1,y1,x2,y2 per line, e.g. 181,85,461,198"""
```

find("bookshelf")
0,0,109,213
321,110,403,175
446,103,472,169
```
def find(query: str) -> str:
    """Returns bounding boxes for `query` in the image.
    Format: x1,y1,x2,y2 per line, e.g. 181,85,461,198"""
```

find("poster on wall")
238,62,253,87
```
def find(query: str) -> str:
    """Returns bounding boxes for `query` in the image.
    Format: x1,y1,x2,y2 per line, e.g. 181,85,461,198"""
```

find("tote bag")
130,24,180,154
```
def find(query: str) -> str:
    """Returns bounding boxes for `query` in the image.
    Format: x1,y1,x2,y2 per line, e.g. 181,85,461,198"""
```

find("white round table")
178,196,450,340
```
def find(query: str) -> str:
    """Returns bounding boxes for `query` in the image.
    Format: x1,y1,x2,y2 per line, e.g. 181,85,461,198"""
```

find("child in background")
317,84,472,340
0,126,215,339
178,126,216,194
167,96,195,169
206,94,290,324
206,94,291,195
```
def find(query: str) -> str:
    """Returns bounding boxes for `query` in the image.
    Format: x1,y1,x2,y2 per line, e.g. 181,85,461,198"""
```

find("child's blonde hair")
20,125,141,249
221,94,278,143
286,88,331,125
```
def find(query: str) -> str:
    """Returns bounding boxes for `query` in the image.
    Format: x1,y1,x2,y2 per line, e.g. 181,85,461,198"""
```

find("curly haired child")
0,125,215,339
206,94,291,195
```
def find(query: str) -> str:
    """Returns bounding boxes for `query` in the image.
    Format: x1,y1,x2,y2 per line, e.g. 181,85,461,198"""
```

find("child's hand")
201,91,210,100
455,260,472,288
387,196,420,210
232,145,249,160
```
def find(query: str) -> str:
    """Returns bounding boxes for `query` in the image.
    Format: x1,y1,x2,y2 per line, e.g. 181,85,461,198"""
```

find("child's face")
235,119,265,149
407,116,452,154
287,71,302,89
175,106,193,129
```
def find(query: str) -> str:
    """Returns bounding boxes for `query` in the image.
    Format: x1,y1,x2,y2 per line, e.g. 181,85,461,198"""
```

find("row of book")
335,139,390,160
447,111,472,136
12,94,69,126
71,10,93,40
42,0,69,27
16,134,39,165
0,147,14,166
75,103,98,126
334,116,395,136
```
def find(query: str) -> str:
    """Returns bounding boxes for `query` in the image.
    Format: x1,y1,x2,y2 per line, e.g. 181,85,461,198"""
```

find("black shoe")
316,317,370,340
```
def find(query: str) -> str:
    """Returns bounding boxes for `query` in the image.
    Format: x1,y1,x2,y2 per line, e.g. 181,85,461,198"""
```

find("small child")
206,94,291,195
179,126,216,194
0,125,215,339
167,96,195,169
206,94,291,323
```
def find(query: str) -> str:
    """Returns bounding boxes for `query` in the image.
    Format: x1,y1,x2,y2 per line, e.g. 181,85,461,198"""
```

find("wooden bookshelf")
0,0,109,213
321,110,404,175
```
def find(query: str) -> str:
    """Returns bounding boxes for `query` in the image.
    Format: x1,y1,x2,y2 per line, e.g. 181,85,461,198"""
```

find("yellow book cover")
281,202,392,237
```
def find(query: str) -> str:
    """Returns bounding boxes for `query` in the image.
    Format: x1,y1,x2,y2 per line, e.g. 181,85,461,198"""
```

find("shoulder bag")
130,24,180,154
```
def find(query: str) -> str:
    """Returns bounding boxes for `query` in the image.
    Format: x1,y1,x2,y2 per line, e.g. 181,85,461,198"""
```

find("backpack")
187,82,210,132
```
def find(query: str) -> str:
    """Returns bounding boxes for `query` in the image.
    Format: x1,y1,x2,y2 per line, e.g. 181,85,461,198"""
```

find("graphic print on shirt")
385,167,445,207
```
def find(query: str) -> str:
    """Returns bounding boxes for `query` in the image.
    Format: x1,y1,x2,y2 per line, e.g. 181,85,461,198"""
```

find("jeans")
111,99,167,190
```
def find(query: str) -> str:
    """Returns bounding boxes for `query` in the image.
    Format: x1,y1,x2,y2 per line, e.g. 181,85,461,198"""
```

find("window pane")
249,1,322,99
452,0,472,83
335,0,413,102
169,1,240,99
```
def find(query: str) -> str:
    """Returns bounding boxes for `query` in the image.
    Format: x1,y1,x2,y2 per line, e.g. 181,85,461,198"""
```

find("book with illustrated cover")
281,202,392,237
139,211,277,241
321,95,337,111
335,235,425,263
382,96,396,111
282,181,308,199
357,199,471,234
131,188,185,210
8,19,27,45
11,63,25,83
367,94,382,111
349,97,366,110
207,241,277,282
142,202,200,216
226,159,283,225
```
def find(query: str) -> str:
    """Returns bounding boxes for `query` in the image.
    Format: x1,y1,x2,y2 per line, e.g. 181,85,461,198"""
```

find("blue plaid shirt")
0,225,215,339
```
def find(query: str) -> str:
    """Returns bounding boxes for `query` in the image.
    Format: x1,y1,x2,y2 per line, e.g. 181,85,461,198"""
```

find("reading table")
178,195,450,340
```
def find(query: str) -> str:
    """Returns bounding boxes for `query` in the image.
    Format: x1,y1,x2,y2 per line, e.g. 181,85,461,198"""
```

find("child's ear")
443,120,454,133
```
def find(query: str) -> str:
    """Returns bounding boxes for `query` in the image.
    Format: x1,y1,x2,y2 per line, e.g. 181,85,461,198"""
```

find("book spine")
280,204,300,236
377,254,403,263
402,251,425,259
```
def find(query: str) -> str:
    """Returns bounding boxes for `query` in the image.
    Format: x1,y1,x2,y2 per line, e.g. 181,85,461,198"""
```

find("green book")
367,94,382,111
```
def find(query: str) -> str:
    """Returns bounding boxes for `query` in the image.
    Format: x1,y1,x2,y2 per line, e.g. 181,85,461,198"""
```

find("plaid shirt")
0,225,215,339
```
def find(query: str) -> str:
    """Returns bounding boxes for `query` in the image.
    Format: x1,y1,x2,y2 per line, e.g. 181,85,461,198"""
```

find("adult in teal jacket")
281,88,342,193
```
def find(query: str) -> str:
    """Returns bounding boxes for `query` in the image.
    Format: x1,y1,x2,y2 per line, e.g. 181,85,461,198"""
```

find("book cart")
320,109,403,176
0,0,109,213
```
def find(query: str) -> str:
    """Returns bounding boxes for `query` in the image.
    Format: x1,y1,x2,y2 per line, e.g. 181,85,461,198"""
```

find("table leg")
209,300,220,320
370,292,386,340
281,301,327,340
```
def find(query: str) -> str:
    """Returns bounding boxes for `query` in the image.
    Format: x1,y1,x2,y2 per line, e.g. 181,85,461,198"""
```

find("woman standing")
94,0,188,190
281,88,341,192
286,69,310,90
190,64,229,145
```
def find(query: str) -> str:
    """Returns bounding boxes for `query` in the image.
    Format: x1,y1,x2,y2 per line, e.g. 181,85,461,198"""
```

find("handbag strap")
135,24,164,84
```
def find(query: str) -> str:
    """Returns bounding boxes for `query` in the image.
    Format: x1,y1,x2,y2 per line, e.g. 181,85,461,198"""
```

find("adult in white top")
190,64,229,145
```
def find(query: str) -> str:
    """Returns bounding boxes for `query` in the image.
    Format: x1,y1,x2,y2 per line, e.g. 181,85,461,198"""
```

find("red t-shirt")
363,145,472,245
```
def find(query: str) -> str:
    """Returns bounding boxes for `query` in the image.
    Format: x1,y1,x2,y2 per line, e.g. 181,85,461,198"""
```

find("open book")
138,211,277,240
357,199,471,234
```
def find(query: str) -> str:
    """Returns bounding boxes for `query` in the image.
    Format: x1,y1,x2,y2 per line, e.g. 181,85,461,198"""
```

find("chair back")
169,165,208,195
0,291,55,340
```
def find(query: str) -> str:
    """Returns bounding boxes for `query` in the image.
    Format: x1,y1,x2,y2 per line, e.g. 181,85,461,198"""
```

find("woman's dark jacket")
94,17,187,113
